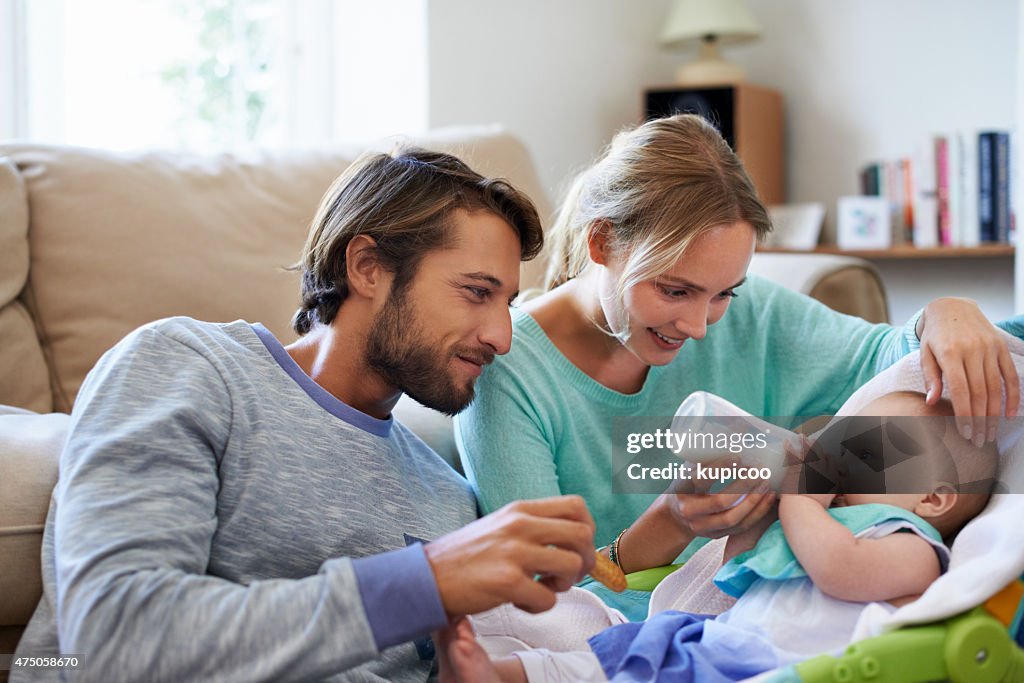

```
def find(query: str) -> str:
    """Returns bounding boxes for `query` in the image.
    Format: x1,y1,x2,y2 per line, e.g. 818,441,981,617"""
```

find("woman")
455,114,1018,586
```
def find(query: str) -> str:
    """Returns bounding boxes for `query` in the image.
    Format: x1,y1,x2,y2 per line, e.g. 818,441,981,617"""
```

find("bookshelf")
758,245,1015,260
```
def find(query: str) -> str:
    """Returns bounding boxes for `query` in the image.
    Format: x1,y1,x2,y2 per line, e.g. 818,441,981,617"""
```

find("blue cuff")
902,307,925,351
352,543,448,651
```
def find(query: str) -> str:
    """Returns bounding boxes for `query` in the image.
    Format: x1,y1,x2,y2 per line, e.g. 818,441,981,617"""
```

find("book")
859,164,878,196
886,159,906,245
957,130,980,247
946,133,962,246
900,158,914,242
1012,133,1019,244
979,132,996,242
994,131,1011,242
934,135,951,245
979,131,1011,243
913,139,939,248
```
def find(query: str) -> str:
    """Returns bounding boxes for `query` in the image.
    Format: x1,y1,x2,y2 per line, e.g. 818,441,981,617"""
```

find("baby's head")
824,391,999,540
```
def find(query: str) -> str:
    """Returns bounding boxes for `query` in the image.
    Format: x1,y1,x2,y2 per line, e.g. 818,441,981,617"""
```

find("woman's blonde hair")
544,114,772,299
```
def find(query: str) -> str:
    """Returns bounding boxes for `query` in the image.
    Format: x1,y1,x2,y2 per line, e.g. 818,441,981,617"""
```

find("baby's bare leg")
492,657,529,683
437,618,527,683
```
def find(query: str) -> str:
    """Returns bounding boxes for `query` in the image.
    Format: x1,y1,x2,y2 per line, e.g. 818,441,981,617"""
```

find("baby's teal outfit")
714,503,945,598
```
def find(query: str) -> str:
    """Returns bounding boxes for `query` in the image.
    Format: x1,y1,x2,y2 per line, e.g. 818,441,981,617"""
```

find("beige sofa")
0,127,888,671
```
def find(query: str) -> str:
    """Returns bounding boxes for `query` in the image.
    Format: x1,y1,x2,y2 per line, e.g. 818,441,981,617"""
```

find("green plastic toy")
625,563,683,592
761,604,1024,683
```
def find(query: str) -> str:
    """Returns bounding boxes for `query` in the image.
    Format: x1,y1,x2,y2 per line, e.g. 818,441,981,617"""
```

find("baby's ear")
914,485,958,519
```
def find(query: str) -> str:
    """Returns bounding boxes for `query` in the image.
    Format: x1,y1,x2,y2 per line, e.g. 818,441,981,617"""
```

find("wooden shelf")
757,245,1015,260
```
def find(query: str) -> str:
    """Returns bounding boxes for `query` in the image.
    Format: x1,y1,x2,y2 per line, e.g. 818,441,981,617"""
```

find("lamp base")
674,39,747,86
674,57,746,87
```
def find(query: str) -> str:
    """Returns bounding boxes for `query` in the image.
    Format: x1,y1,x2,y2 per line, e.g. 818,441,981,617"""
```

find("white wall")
331,0,429,142
427,0,676,202
731,0,1019,321
0,1,26,139
734,0,1019,240
427,0,1019,322
875,259,1015,322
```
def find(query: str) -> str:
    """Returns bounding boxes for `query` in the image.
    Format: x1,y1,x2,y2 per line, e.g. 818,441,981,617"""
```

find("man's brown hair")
292,147,544,335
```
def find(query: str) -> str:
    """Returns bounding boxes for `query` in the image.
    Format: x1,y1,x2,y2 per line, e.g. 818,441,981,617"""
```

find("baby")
439,391,1000,683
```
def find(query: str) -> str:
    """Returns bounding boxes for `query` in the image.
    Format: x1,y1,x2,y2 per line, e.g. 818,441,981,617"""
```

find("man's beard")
366,288,493,417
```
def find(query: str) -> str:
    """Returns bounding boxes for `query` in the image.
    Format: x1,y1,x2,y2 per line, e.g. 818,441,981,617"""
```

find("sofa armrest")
0,407,67,633
749,253,890,324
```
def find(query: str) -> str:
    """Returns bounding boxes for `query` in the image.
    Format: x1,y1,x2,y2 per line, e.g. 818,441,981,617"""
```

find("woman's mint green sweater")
455,275,921,547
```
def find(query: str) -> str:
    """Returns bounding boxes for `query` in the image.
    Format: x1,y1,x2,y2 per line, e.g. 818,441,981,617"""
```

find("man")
13,149,596,682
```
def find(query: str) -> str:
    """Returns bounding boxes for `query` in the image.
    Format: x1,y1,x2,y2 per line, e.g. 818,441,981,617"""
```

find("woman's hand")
917,297,1020,445
616,455,780,573
662,475,776,539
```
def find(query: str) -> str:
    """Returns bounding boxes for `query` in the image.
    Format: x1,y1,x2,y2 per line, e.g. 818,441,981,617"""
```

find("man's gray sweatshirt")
13,318,477,682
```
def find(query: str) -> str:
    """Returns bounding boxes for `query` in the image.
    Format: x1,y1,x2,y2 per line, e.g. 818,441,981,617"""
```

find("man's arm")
778,495,941,603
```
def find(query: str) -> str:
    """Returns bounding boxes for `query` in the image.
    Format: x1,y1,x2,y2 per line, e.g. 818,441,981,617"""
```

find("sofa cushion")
0,407,66,630
748,253,889,324
1,126,551,411
0,160,51,413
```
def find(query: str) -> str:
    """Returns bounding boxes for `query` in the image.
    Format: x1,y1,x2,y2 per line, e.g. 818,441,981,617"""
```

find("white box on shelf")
765,203,826,250
836,196,892,249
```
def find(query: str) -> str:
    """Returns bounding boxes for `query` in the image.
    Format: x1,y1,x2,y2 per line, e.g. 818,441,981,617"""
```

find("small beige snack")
591,551,627,592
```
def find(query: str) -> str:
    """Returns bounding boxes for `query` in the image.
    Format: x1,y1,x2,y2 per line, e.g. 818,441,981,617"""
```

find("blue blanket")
589,611,779,683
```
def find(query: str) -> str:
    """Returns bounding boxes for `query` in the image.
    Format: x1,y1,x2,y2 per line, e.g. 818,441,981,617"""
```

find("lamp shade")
660,0,761,50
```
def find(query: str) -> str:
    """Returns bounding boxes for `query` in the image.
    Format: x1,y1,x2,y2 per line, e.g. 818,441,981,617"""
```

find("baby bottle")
670,391,796,490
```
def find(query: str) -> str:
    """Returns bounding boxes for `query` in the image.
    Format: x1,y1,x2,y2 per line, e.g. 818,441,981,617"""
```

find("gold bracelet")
608,528,628,572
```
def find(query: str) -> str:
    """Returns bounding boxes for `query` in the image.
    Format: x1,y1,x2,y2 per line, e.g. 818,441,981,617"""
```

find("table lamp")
660,0,761,86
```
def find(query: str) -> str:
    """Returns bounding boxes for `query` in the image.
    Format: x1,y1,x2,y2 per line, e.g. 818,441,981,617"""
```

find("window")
6,0,427,150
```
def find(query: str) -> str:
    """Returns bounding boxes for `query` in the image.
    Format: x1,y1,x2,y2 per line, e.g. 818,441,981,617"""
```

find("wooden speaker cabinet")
644,83,784,206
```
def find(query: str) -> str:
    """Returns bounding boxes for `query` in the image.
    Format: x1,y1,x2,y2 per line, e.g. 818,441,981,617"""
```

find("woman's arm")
606,494,695,573
749,278,1017,438
778,495,941,603
727,276,914,418
614,483,776,573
